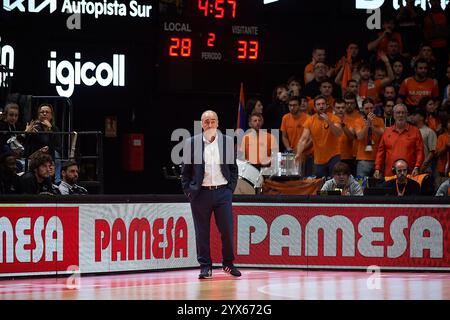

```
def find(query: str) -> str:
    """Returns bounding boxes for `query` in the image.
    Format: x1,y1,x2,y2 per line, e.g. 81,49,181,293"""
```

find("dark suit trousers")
190,187,235,267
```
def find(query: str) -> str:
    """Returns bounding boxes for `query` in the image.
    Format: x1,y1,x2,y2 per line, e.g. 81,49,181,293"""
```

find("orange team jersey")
280,112,313,155
353,116,385,161
304,62,314,83
303,113,341,165
358,79,383,103
307,96,334,114
426,114,441,133
347,110,364,157
240,130,278,165
375,124,425,177
436,133,450,174
398,77,439,107
339,115,358,160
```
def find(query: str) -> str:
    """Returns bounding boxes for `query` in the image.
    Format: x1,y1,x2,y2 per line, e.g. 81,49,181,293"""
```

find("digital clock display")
198,0,237,19
160,0,262,63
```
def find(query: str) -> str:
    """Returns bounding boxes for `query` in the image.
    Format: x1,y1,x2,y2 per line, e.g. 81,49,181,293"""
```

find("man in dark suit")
181,110,241,279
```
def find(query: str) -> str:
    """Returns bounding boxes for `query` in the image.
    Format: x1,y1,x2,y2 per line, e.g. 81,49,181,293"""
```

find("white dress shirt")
202,135,228,187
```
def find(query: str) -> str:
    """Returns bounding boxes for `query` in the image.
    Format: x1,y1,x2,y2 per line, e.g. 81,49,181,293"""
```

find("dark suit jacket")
181,132,238,200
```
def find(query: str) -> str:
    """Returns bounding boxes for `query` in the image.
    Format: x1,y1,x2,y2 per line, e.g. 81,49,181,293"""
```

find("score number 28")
169,37,259,60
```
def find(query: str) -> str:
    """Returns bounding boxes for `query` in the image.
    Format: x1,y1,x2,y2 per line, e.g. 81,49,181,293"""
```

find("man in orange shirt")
397,59,440,112
281,96,313,176
240,113,278,168
307,79,335,114
295,96,343,178
333,98,358,176
374,104,424,179
354,98,385,177
304,46,334,84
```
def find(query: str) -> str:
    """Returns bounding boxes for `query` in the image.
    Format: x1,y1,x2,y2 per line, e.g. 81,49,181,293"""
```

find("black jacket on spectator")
303,79,342,100
381,178,421,196
24,123,62,160
0,120,25,156
19,172,60,195
0,171,21,194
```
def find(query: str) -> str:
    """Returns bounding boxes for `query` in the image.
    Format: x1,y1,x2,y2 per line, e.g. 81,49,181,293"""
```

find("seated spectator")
0,151,21,194
435,177,450,196
19,151,60,195
0,103,26,172
380,159,421,196
58,160,88,195
24,103,62,163
320,161,363,196
435,117,450,179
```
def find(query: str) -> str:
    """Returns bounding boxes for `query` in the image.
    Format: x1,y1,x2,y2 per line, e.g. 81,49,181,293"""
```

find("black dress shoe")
223,265,241,277
199,266,212,279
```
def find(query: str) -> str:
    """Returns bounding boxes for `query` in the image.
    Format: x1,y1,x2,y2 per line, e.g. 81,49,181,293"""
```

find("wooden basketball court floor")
1,268,450,300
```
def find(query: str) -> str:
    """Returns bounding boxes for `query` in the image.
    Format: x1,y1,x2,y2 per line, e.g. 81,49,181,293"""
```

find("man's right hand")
373,170,381,179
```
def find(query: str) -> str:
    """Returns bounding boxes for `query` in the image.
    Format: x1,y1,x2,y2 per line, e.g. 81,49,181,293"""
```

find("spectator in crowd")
396,0,424,55
411,44,438,79
287,76,302,98
391,59,408,93
19,151,60,195
304,62,341,100
442,65,450,112
435,117,450,179
264,84,289,131
280,96,313,175
376,85,398,116
0,103,26,172
239,113,278,169
384,39,410,71
245,98,264,118
320,161,363,196
382,99,396,128
307,78,335,113
374,104,424,179
334,99,357,176
295,95,343,178
58,160,88,195
381,159,421,196
304,46,334,84
410,108,437,174
281,96,311,154
358,54,395,103
344,80,363,109
435,177,450,196
354,98,385,177
0,151,21,194
24,103,62,164
335,42,364,82
418,96,443,134
397,59,440,112
423,0,448,83
368,15,404,57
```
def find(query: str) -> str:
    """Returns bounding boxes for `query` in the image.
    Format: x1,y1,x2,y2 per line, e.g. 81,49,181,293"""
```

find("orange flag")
341,48,352,91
